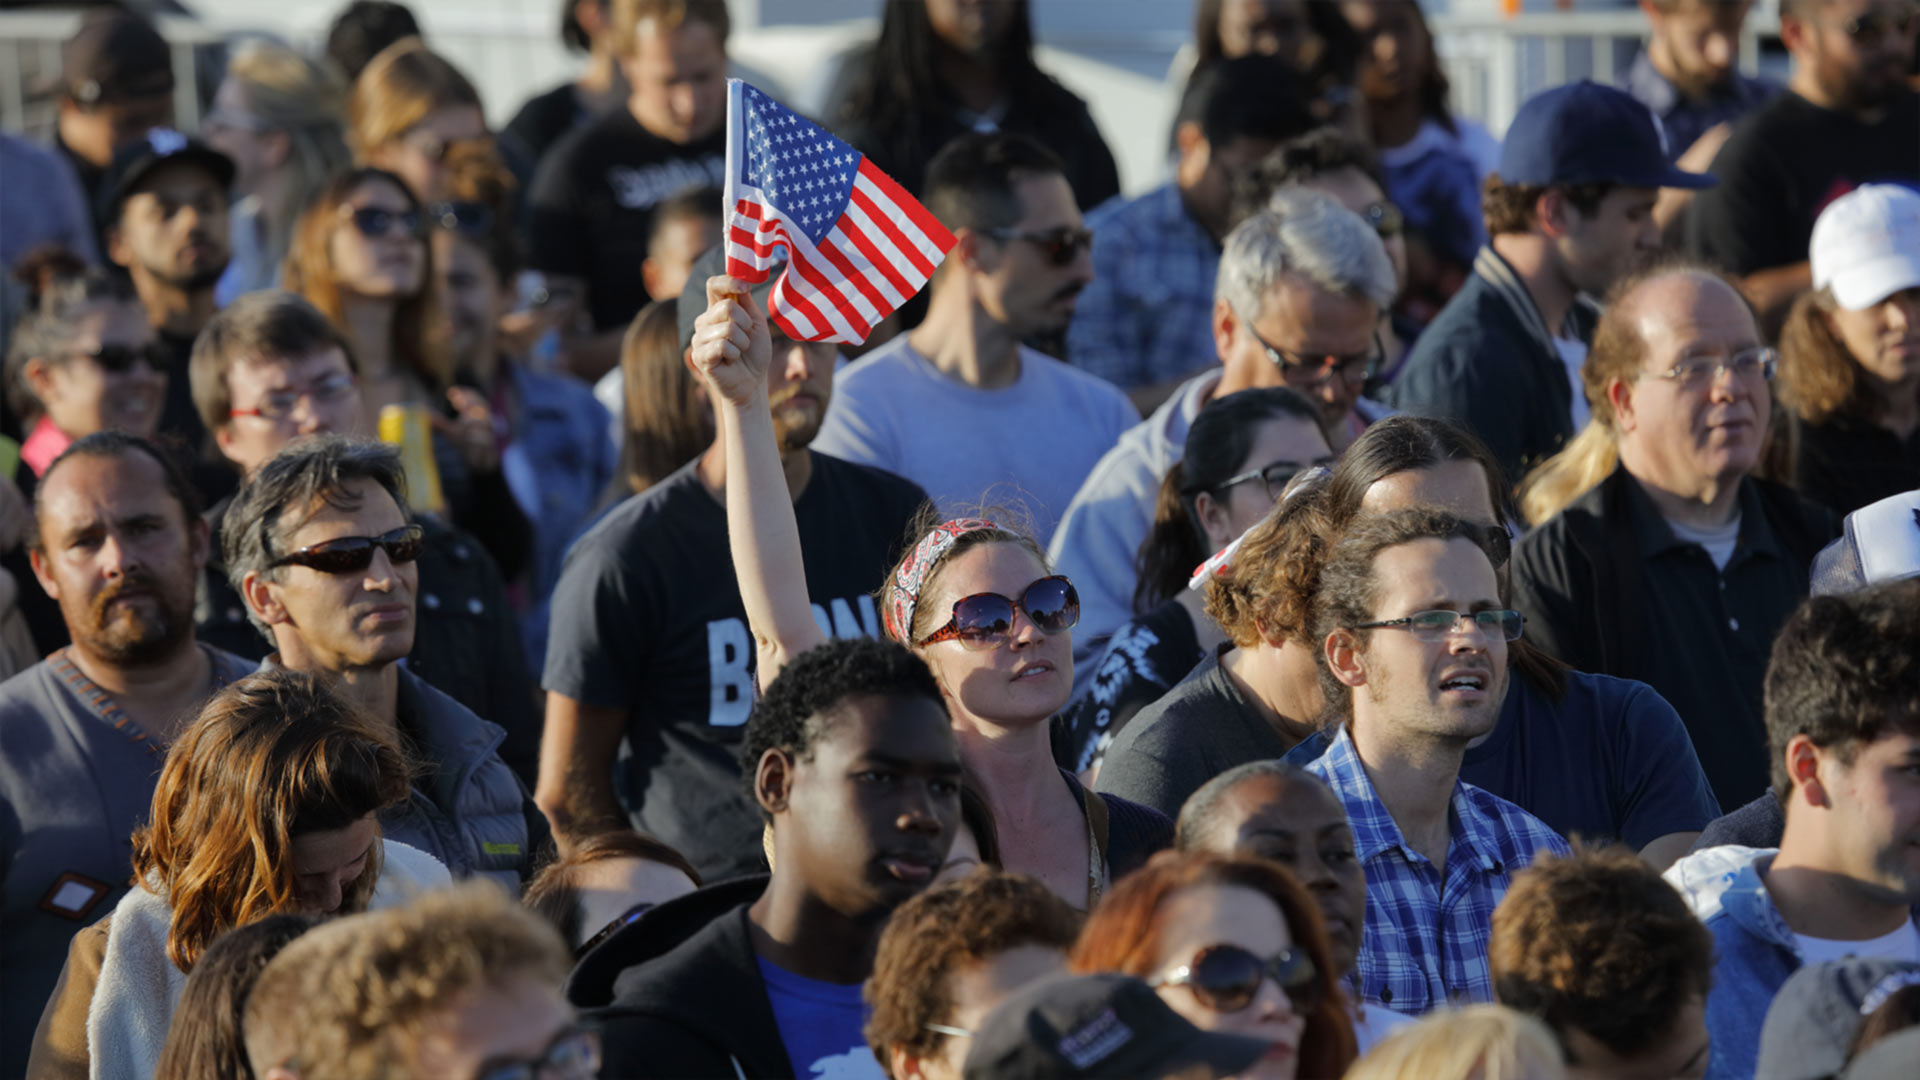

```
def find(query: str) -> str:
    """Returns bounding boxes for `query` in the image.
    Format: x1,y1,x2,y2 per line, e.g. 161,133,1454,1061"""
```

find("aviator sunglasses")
269,524,426,574
1150,943,1323,1015
914,576,1080,650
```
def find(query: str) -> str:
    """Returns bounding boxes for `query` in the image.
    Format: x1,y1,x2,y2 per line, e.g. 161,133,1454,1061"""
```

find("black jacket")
573,875,791,1079
198,497,543,787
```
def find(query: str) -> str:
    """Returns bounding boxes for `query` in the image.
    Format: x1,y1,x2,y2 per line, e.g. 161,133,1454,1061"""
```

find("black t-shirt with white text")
525,109,727,332
541,452,927,882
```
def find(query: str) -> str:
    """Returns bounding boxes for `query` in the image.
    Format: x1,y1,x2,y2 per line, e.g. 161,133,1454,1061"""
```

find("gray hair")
1175,759,1331,852
1215,188,1397,323
223,435,410,640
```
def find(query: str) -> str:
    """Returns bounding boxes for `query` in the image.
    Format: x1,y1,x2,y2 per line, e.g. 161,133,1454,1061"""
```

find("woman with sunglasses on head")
26,669,450,1080
285,167,533,581
689,276,1171,909
347,38,490,205
1069,850,1357,1080
1061,386,1330,780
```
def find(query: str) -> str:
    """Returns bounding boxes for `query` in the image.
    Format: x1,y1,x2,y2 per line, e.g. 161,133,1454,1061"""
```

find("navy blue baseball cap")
1498,80,1716,190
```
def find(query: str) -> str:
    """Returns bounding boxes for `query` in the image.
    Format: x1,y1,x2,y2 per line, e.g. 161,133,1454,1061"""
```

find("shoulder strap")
1083,784,1111,862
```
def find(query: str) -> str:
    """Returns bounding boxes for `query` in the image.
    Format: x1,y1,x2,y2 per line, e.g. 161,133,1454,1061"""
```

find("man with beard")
1625,0,1780,165
538,253,927,882
0,433,255,1075
1687,0,1920,330
1303,507,1570,1016
579,637,962,1077
97,128,235,486
811,133,1137,547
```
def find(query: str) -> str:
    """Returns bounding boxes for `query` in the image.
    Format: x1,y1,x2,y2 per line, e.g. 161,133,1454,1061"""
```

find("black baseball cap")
961,972,1275,1080
95,127,236,229
678,245,777,353
57,10,175,106
1498,80,1715,191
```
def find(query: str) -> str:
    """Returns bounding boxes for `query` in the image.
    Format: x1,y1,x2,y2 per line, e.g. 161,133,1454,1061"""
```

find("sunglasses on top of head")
344,205,424,240
984,226,1095,266
915,576,1080,650
1150,943,1322,1015
269,524,425,575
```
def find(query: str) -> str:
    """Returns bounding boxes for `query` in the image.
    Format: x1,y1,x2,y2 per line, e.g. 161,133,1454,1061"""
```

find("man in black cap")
51,10,175,240
1387,80,1715,486
962,972,1273,1080
98,128,235,481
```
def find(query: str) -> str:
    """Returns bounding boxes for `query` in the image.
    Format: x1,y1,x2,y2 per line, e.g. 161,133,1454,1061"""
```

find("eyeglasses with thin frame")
1149,943,1323,1015
1351,608,1527,643
341,205,424,240
984,226,1095,267
269,523,426,575
914,576,1081,650
61,342,168,375
1203,455,1339,503
474,1024,602,1080
1638,346,1778,391
1240,313,1382,389
924,1022,973,1039
228,371,358,422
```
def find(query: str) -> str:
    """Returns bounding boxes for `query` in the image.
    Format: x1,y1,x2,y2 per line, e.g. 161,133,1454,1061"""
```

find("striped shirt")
1305,725,1570,1015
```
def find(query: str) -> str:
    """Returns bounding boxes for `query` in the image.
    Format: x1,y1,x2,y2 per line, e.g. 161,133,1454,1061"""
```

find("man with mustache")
98,128,235,492
1304,507,1570,1016
0,433,255,1075
1511,263,1838,813
539,250,926,882
811,132,1138,548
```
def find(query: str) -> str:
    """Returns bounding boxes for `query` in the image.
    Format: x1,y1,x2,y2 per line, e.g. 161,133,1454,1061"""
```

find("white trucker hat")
1810,183,1920,311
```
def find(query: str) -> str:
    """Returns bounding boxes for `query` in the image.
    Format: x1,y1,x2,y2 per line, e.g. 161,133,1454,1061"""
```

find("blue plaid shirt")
1066,183,1221,391
1305,726,1570,1015
1622,51,1779,163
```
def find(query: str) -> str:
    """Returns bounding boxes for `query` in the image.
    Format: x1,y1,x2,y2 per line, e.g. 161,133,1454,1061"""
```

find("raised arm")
689,276,829,690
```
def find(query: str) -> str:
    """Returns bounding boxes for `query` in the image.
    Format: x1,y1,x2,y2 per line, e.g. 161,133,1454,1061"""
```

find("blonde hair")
223,40,352,270
1344,1004,1566,1080
347,38,481,159
244,881,570,1077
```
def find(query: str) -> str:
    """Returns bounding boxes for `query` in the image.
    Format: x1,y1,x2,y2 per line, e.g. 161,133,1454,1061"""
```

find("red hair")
1068,851,1357,1078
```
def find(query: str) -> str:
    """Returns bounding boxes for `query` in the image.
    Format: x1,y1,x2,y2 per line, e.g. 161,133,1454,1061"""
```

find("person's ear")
28,543,58,601
1211,296,1239,364
953,227,987,274
1193,489,1233,551
22,356,59,406
1174,121,1210,184
1778,8,1811,53
241,569,291,628
641,256,665,301
892,1046,931,1080
1606,377,1638,434
755,747,795,816
105,223,132,271
1784,734,1830,809
1535,188,1570,238
260,130,292,171
1324,629,1368,690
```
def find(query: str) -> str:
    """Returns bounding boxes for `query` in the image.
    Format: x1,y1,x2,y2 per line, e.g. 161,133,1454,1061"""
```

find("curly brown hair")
1490,844,1714,1062
1068,850,1357,1079
1778,287,1878,426
1480,174,1613,237
1204,476,1332,650
130,669,412,973
864,869,1081,1075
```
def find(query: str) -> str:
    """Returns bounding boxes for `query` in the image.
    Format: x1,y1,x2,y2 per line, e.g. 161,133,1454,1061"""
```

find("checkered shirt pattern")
1305,725,1571,1015
1066,183,1221,390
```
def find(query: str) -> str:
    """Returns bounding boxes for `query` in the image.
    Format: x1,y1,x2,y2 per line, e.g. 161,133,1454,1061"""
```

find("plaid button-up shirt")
1066,183,1221,391
1305,726,1570,1015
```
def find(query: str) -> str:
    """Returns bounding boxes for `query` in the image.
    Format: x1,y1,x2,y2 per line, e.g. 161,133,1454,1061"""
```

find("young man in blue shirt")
589,637,963,1078
1303,507,1570,1015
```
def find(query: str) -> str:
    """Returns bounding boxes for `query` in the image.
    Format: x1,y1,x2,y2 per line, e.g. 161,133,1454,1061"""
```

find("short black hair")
33,431,203,556
1766,579,1920,802
922,132,1066,235
1230,126,1387,228
325,1,422,82
1175,53,1316,151
740,637,944,817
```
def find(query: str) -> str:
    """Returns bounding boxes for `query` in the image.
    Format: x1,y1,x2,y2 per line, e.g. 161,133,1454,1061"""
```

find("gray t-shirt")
1094,647,1299,819
811,335,1138,547
0,645,253,1076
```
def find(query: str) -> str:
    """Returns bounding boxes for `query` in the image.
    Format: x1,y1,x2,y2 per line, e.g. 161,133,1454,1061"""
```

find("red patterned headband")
884,517,1000,642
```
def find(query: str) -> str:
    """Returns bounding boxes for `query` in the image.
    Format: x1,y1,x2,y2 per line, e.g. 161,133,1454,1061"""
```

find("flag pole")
721,78,746,303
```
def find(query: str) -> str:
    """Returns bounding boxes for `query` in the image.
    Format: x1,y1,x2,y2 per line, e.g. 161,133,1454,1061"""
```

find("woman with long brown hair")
27,669,448,1080
1069,850,1357,1080
347,38,489,204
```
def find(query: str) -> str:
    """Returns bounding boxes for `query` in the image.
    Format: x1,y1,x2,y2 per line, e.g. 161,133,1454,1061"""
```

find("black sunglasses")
64,342,168,374
346,206,424,239
1150,943,1322,1015
426,200,494,238
915,576,1080,650
986,226,1094,266
269,524,426,574
1242,315,1383,389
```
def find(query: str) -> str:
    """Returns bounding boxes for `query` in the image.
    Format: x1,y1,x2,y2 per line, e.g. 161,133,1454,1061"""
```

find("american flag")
723,80,956,344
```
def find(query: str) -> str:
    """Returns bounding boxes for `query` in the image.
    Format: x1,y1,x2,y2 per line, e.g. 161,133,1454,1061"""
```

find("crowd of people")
1,0,1918,1077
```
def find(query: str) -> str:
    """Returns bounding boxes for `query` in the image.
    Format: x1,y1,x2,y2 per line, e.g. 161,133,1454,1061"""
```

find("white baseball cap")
1810,184,1920,311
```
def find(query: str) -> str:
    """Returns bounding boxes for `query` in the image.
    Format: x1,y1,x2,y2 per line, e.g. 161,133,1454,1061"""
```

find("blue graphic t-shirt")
755,956,887,1079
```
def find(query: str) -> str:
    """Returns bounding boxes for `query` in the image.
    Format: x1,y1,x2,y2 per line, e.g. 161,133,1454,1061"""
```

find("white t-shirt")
1794,919,1920,968
1555,337,1590,431
1668,512,1744,572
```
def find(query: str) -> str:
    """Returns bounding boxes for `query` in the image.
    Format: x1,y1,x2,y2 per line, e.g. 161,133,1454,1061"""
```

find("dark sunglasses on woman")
268,524,426,574
62,342,169,374
915,575,1080,650
1150,943,1322,1015
345,206,424,239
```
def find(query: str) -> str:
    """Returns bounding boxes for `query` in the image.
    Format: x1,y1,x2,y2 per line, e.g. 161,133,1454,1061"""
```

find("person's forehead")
1224,774,1345,831
40,451,178,521
1361,462,1498,525
1630,274,1759,357
348,178,412,210
1371,535,1496,597
234,348,352,385
929,541,1048,609
1301,168,1386,210
128,160,225,204
281,477,406,542
634,16,725,62
1010,172,1081,230
812,693,956,763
